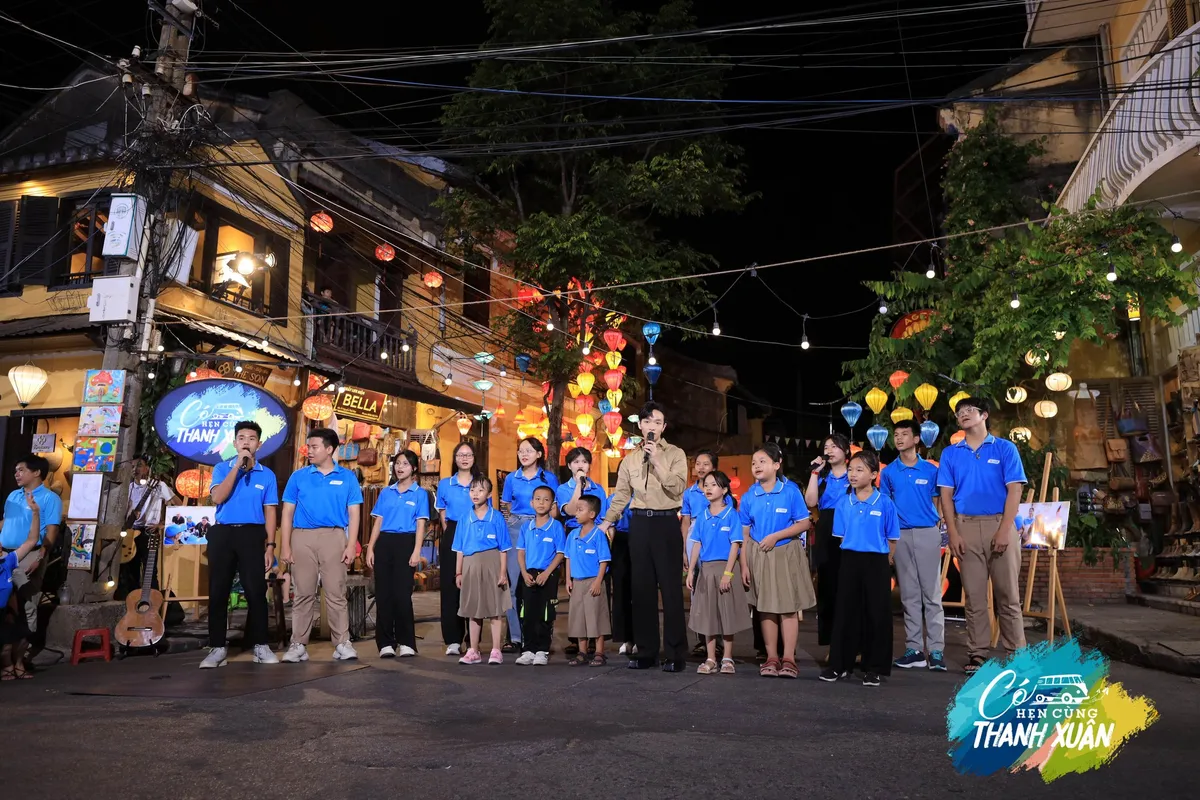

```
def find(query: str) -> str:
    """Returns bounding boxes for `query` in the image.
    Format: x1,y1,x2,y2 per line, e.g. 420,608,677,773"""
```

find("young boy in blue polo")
881,419,946,672
938,397,1027,675
556,447,606,657
516,486,566,666
565,495,612,667
821,450,900,687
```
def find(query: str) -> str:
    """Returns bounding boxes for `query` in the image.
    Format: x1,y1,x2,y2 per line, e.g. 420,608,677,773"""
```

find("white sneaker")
281,643,309,663
631,644,639,655
199,647,228,669
515,651,536,666
333,642,359,661
379,646,397,658
618,643,627,655
398,645,416,658
253,645,279,664
445,643,461,656
533,651,549,666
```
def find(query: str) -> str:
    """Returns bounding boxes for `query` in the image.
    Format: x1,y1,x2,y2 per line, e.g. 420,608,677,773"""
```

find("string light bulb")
337,383,346,393
499,366,507,377
712,310,721,337
188,369,197,379
648,355,657,366
1172,234,1183,253
445,373,453,386
1106,262,1117,282
380,350,388,360
546,321,555,331
105,579,116,590
234,362,243,373
147,369,156,380
401,342,410,353
582,343,591,355
800,313,810,350
293,377,301,387
1010,290,1021,309
260,337,269,348
878,297,888,314
926,264,936,279
801,335,810,350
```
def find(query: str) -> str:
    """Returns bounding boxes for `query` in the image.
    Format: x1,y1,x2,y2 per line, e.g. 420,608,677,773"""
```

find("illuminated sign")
890,309,937,340
153,379,289,465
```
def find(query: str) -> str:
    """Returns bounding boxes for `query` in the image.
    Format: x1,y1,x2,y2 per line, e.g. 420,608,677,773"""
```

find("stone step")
1127,591,1200,617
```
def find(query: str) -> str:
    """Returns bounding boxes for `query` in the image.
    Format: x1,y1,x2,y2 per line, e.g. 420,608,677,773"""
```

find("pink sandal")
759,658,780,677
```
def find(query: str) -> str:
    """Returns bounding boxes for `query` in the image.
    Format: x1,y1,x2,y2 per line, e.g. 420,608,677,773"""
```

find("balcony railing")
1057,22,1200,213
310,304,417,375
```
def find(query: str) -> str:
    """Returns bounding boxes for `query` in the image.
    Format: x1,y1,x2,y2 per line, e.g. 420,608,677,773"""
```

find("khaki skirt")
459,549,512,619
745,539,817,614
689,561,753,637
568,579,612,639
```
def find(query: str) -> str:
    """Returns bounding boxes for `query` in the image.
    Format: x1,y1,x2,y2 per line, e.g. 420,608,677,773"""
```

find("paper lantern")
576,413,595,437
920,419,940,448
603,369,623,392
494,406,506,417
950,430,967,445
568,382,581,398
302,394,334,421
1006,386,1027,404
1034,399,1058,419
186,367,221,383
602,410,622,435
1045,372,1072,392
576,395,595,415
948,391,971,412
456,416,472,435
914,383,938,411
578,359,595,373
890,406,914,423
586,350,604,367
375,243,395,262
840,401,862,428
514,410,526,423
644,364,662,385
577,436,595,451
1009,426,1033,443
8,363,48,407
576,371,596,395
607,389,623,409
1024,349,1044,367
602,329,626,352
888,370,910,391
605,350,622,369
866,424,889,450
515,353,532,373
423,271,444,289
309,211,333,233
642,322,661,345
865,387,888,414
607,430,622,447
729,475,742,492
175,468,211,500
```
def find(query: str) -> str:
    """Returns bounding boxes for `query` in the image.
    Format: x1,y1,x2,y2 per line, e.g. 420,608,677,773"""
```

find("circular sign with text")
152,378,290,465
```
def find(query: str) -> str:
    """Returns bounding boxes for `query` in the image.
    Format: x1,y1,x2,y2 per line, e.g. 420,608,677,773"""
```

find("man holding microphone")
200,421,279,668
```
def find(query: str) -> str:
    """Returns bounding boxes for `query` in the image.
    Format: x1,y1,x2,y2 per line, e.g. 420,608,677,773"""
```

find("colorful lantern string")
576,371,596,395
642,322,661,345
605,350,622,369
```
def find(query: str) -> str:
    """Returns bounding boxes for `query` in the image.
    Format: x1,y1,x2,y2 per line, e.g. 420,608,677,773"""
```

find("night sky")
0,1,1027,439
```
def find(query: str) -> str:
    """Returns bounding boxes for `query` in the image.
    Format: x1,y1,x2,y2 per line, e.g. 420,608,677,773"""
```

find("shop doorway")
2,410,80,504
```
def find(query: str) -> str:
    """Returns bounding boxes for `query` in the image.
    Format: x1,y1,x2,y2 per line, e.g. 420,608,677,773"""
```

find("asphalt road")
2,619,1194,800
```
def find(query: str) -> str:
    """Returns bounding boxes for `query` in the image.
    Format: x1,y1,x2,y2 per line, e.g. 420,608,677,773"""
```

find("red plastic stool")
71,628,112,665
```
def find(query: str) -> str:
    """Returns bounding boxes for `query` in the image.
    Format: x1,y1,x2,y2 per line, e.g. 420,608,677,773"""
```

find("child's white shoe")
514,651,536,666
533,651,549,666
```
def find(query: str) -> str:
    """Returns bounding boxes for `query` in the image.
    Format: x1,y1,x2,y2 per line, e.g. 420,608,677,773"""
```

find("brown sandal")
759,658,780,677
567,653,590,666
778,659,799,679
589,653,608,667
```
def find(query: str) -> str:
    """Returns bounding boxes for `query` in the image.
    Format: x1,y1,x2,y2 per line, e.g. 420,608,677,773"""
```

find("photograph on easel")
1015,502,1069,550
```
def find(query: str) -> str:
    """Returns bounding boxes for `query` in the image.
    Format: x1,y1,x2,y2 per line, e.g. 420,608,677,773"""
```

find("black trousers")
518,568,558,653
207,524,269,649
630,511,687,663
829,550,893,676
375,533,417,650
608,526,635,644
814,510,840,647
439,521,465,646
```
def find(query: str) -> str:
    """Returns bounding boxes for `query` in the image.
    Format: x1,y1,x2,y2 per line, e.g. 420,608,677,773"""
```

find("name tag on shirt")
915,479,928,485
542,537,554,543
405,501,415,506
987,459,1000,465
775,508,787,513
870,510,882,517
486,534,496,540
720,526,730,532
585,549,596,554
330,480,344,486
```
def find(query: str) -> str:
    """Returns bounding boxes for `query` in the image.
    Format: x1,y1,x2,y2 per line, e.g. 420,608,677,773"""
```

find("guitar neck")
141,532,159,596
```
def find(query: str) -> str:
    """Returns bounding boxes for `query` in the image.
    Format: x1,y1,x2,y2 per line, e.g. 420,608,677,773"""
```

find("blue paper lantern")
840,400,862,429
866,424,889,451
598,399,612,414
920,419,940,449
515,353,532,373
644,363,662,385
642,322,662,346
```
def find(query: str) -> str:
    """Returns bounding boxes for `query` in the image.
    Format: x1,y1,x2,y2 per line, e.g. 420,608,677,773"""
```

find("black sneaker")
818,667,847,682
862,672,881,687
893,649,927,669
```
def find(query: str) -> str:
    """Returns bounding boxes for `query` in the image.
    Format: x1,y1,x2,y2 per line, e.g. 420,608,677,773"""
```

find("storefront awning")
0,313,98,338
161,312,326,370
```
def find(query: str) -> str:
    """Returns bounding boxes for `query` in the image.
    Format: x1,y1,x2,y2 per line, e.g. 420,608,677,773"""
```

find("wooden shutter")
1168,0,1195,38
0,200,16,289
14,195,61,286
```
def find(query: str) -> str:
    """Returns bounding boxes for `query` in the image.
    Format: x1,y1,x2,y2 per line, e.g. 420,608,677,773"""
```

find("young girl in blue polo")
455,476,512,666
740,443,816,679
686,471,752,675
804,433,851,654
820,450,901,687
500,437,559,653
515,486,566,666
366,451,429,659
435,442,481,656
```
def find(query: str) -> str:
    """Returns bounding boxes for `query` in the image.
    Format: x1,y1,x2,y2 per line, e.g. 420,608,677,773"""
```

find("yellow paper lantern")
605,350,622,369
576,413,594,437
948,391,971,412
913,383,938,411
607,430,623,447
1006,386,1027,404
607,389,623,409
1009,426,1033,443
576,371,595,395
865,387,888,414
950,430,967,445
1024,349,1044,367
302,394,333,421
890,406,914,423
1034,399,1058,419
1045,372,1072,392
568,382,581,398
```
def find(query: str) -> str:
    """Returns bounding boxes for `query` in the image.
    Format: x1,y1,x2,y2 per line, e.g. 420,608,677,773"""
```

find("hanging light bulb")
648,354,657,366
926,260,936,279
234,362,243,373
878,297,888,314
1106,261,1117,282
1172,234,1183,253
293,377,301,387
337,383,346,393
712,310,721,337
582,343,591,355
499,366,507,377
260,337,269,348
801,335,810,350
380,350,388,360
147,369,156,380
445,373,453,386
401,342,410,352
546,321,554,331
188,369,197,379
1010,290,1020,309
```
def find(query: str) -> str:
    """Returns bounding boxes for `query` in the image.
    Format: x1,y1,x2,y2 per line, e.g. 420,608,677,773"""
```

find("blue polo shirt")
502,468,559,516
818,470,850,510
879,456,940,529
435,474,476,523
372,482,430,533
566,526,611,579
0,551,17,607
555,478,608,531
833,489,901,554
615,500,632,533
517,517,566,571
937,434,1027,517
164,522,188,545
688,505,743,563
738,476,808,547
282,465,364,530
0,485,63,549
453,507,511,556
211,459,279,525
682,481,732,520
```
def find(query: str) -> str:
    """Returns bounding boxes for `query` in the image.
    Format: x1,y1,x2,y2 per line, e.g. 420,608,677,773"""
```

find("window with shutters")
187,205,286,318
462,262,491,328
0,200,16,293
53,195,111,288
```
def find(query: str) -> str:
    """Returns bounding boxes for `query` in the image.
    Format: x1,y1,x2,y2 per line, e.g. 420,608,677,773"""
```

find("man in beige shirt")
599,401,689,672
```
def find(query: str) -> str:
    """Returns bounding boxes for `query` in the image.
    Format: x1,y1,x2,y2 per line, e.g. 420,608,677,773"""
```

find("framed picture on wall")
164,506,215,545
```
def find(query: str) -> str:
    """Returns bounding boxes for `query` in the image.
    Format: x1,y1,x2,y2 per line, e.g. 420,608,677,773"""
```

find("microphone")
240,456,250,471
643,431,656,464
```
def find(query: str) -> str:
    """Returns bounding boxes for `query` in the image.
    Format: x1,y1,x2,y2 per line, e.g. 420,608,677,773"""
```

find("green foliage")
440,0,753,465
137,367,186,479
1065,513,1127,567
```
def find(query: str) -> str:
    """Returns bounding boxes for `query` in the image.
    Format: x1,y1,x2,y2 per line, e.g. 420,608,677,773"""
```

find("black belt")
633,508,680,518
221,523,263,528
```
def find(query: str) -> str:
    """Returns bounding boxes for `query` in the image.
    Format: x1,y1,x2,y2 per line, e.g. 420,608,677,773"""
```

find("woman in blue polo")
500,437,559,651
367,451,429,659
804,433,851,651
821,450,901,687
435,441,481,656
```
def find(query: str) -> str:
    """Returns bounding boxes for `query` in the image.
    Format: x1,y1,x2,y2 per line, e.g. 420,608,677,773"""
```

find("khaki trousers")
957,514,1025,659
290,527,350,646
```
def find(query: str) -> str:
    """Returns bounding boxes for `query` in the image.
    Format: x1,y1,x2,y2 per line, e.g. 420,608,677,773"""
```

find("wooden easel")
991,452,1071,646
940,552,995,632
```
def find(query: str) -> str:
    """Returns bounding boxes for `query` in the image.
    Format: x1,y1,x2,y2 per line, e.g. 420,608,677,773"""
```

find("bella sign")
333,386,386,422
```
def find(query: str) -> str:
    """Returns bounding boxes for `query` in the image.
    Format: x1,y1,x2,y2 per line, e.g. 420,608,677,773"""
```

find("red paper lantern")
423,271,444,289
175,468,211,500
602,410,622,435
375,243,395,262
517,287,537,305
576,395,595,415
730,475,742,491
309,211,333,233
586,350,604,367
186,367,221,383
578,360,595,374
889,370,910,391
302,394,334,421
603,369,623,391
602,328,626,352
577,436,595,451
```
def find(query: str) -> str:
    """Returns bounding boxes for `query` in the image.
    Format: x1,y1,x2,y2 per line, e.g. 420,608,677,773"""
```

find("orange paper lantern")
586,350,604,367
302,394,334,421
602,329,626,352
423,271,444,289
175,468,211,500
578,360,595,373
309,211,333,233
603,369,623,391
456,416,472,436
577,436,595,451
950,430,966,445
375,243,395,262
889,370,910,391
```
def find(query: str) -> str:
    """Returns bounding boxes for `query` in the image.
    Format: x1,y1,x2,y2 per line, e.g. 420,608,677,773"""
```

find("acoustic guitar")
114,529,165,649
119,528,143,564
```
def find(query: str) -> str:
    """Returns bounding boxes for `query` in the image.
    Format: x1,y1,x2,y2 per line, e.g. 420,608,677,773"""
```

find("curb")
1073,620,1200,678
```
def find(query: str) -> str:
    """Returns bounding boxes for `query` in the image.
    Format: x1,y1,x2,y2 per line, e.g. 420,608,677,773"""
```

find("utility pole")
92,1,198,593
